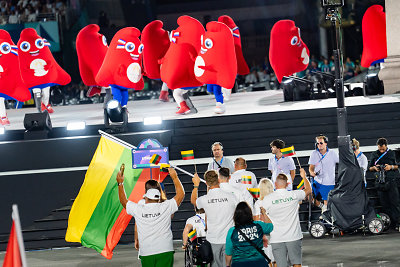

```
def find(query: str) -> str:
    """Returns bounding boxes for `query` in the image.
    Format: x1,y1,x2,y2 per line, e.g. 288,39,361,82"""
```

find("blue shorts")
312,181,334,201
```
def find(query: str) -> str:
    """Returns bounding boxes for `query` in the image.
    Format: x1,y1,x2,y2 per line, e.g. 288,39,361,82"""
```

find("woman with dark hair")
225,202,273,267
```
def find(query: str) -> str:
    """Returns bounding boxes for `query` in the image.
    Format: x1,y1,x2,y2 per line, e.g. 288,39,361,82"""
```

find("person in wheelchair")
182,207,206,249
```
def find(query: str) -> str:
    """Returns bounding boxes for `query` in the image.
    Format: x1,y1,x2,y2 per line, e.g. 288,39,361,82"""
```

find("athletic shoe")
46,104,54,113
176,101,190,114
214,102,225,114
1,117,10,125
159,90,169,102
87,86,102,97
222,88,231,101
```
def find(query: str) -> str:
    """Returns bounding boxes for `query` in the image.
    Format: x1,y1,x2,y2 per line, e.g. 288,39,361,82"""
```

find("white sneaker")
222,87,231,101
214,102,225,114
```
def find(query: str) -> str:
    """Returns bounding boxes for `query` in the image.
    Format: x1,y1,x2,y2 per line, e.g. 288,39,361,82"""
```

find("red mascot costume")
18,28,71,113
0,29,31,125
361,5,387,68
269,20,310,83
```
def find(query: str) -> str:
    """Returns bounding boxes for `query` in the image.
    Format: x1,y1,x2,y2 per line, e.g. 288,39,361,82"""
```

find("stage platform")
4,90,400,131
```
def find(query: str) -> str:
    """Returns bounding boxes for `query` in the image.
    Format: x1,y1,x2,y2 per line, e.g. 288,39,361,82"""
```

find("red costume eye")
138,44,144,54
0,42,11,54
290,36,298,46
102,35,107,46
204,38,213,49
35,38,44,49
20,41,30,52
125,42,135,52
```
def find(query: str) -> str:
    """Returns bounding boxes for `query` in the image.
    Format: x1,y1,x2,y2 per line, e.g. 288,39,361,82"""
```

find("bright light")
282,78,294,84
67,121,86,131
107,99,119,109
144,116,162,125
0,127,4,134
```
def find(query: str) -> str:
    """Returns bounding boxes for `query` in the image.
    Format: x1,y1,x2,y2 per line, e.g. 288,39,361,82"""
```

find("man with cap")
117,167,185,267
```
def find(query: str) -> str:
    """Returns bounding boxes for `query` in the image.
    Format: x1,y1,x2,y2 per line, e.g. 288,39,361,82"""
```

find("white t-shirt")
196,188,238,244
229,169,258,190
220,182,254,213
207,157,235,174
268,155,296,190
308,149,339,185
262,189,306,243
254,199,262,217
126,199,178,256
356,151,368,178
185,213,206,238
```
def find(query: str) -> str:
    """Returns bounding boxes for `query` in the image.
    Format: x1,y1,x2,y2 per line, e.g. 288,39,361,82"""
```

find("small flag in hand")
297,179,305,190
181,150,195,160
241,175,252,185
188,229,197,242
150,154,162,165
248,188,260,199
160,163,170,172
281,146,296,157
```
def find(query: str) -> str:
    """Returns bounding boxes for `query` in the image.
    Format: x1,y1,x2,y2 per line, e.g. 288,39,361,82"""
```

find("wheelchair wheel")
184,243,194,267
368,218,384,234
309,222,326,238
378,213,391,231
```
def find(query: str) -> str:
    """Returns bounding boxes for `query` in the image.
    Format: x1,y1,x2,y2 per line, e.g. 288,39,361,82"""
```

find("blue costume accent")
111,84,130,107
206,84,223,103
29,83,58,90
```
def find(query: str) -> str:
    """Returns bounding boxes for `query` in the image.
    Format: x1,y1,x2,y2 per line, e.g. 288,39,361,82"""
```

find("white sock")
0,97,6,118
173,88,185,105
161,82,169,92
41,86,50,106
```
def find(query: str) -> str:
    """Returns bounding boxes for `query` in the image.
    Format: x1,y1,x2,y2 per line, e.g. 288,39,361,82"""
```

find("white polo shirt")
308,149,339,186
268,155,296,190
196,188,238,244
229,169,258,190
220,182,254,213
185,213,206,238
126,199,178,256
262,189,306,243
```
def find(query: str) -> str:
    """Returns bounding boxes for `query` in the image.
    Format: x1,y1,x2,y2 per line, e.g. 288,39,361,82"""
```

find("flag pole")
193,159,197,174
171,164,206,184
294,148,302,169
12,204,28,267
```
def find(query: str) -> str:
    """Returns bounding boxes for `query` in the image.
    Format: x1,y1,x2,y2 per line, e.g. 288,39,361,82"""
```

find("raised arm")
169,168,185,206
116,165,128,209
300,168,312,196
191,173,201,206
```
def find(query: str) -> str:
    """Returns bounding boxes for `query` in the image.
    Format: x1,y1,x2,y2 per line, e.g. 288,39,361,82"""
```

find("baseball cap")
144,188,161,200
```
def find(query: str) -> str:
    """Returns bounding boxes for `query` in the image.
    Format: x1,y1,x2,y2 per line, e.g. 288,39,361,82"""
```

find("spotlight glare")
107,99,119,109
67,121,86,131
144,116,162,125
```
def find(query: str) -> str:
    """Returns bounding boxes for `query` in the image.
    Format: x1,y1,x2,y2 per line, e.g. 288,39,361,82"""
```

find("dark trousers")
378,177,400,225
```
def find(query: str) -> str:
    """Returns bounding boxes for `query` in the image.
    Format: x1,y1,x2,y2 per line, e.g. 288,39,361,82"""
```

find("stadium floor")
0,231,399,267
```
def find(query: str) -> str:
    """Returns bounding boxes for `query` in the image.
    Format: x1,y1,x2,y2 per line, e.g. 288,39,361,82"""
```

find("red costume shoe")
176,101,190,114
159,90,169,102
1,117,10,125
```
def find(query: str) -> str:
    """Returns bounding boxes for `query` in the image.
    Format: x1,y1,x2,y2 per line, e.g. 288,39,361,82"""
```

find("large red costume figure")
269,20,310,83
0,30,31,125
96,27,144,107
17,28,71,113
361,5,387,68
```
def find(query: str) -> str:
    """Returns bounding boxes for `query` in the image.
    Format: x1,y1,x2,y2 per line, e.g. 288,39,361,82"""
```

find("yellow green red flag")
181,150,195,160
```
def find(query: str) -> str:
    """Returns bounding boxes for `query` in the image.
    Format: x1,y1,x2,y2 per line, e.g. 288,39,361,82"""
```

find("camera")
376,165,386,172
321,0,344,8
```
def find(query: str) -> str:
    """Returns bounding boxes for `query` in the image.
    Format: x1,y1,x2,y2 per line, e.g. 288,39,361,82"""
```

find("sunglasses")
317,142,325,145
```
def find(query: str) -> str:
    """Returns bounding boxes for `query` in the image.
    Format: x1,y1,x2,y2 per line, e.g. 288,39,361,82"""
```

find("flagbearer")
117,166,185,267
268,139,296,190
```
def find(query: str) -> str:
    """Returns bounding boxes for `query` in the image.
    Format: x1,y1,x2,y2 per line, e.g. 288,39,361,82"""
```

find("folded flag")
188,229,197,242
3,205,27,267
248,188,260,199
297,179,305,190
181,150,195,160
150,154,162,165
241,175,252,184
65,135,168,259
281,146,296,157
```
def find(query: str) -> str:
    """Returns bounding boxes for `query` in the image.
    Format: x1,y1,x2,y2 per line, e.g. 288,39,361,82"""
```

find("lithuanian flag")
281,146,296,157
248,188,260,199
181,150,194,160
241,175,252,184
188,229,197,242
150,154,162,165
65,135,168,259
297,179,305,190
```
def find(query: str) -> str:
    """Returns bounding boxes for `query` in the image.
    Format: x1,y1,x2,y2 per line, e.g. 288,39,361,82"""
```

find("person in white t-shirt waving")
230,157,258,190
117,166,185,267
262,169,311,267
268,139,296,191
191,170,239,267
308,135,339,213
